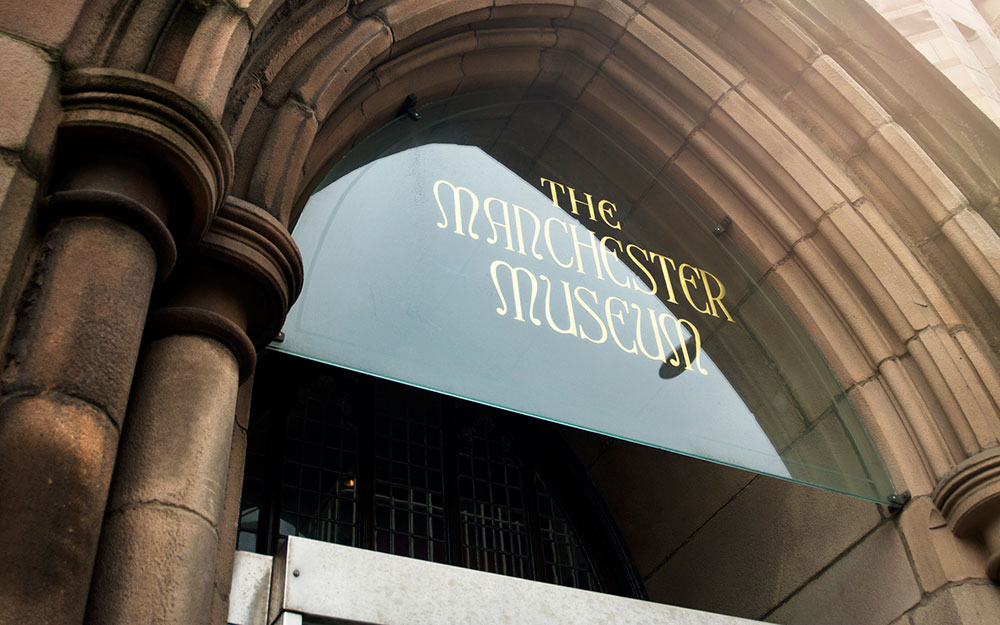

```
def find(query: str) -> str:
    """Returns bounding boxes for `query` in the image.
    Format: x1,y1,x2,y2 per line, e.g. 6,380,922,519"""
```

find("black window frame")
239,351,645,599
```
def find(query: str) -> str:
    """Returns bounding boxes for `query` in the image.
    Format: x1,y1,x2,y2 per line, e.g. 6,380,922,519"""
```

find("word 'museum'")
434,178,736,375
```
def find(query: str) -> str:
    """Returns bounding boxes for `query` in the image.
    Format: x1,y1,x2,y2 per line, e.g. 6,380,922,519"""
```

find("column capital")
147,196,302,380
933,447,1000,580
201,196,303,348
48,68,234,278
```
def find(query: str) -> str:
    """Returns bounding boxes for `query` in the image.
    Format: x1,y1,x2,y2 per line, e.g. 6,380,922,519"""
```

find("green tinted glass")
276,94,896,503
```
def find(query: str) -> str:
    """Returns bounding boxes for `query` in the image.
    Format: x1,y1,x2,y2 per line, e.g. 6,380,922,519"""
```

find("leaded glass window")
238,352,642,596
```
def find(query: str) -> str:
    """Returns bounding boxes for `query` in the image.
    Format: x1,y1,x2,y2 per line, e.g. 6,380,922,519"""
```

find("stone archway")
2,1,1000,623
218,0,1000,492
208,0,1000,620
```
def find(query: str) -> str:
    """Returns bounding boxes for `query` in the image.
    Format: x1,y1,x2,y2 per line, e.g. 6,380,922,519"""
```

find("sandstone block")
7,217,157,425
175,3,252,118
87,505,219,625
248,100,319,220
768,522,920,625
867,123,967,225
0,162,39,335
847,379,934,497
0,394,118,624
0,33,58,172
646,476,880,619
299,17,393,120
897,496,985,593
588,442,752,577
106,334,240,523
909,582,1000,625
0,0,86,47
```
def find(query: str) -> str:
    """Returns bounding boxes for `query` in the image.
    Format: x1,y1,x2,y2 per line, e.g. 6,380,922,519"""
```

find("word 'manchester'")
433,177,738,376
433,177,734,324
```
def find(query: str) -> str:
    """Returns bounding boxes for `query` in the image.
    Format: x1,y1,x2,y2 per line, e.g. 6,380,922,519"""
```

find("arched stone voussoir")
265,5,783,221
616,11,738,112
292,16,393,121
372,30,479,87
939,209,1000,315
240,0,293,31
908,326,1000,455
220,3,1000,489
783,53,893,159
247,99,318,223
663,113,994,466
355,0,493,44
701,87,860,228
815,203,949,343
228,3,679,217
293,34,587,215
246,2,355,107
716,0,823,94
174,2,252,119
574,70,689,175
865,123,970,228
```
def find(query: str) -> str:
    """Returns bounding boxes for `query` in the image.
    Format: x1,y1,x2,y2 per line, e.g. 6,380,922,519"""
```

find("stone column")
934,448,1000,581
85,197,301,625
0,69,230,625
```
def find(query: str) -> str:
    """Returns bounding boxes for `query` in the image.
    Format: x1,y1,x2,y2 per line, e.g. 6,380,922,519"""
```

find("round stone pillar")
0,68,231,625
85,197,301,625
934,448,1000,581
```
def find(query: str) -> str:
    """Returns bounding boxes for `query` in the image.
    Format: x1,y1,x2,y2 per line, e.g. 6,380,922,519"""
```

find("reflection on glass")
277,97,895,503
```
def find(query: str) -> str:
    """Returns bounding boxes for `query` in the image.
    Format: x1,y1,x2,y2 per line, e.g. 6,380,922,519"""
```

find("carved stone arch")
5,0,1000,622
197,0,1000,605
217,0,997,473
44,0,992,618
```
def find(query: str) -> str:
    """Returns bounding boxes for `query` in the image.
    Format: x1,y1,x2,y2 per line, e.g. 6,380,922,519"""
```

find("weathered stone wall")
565,427,997,624
0,10,62,348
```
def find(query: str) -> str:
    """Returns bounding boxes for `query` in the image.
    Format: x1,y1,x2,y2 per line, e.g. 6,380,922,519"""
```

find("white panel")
274,612,303,625
274,536,768,625
228,551,272,625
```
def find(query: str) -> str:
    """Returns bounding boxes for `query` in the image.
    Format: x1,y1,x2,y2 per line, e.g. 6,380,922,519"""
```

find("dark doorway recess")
238,351,644,598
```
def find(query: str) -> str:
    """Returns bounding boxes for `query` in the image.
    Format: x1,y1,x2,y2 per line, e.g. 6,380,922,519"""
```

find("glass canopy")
275,94,896,503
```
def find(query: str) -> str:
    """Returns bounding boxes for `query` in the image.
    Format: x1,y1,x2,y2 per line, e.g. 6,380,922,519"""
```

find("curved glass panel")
276,94,895,503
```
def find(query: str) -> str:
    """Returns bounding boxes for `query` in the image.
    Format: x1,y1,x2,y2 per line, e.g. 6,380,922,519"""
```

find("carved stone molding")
41,188,178,280
146,196,302,379
199,196,303,348
933,447,1000,580
55,67,234,254
145,305,257,380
